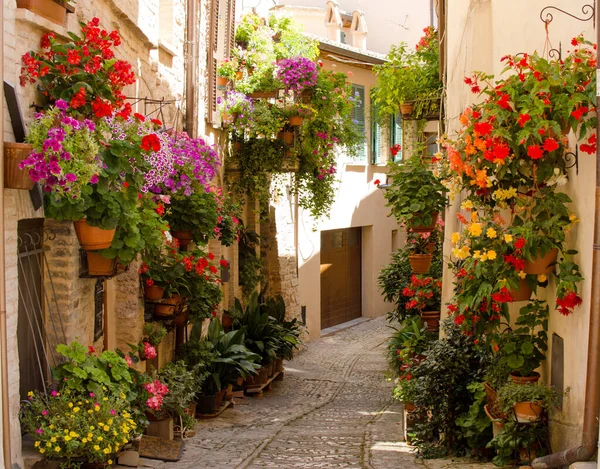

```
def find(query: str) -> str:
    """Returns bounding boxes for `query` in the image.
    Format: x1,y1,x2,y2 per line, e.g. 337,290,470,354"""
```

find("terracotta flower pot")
73,219,116,251
154,303,176,317
400,102,414,118
171,230,194,249
509,371,540,385
484,405,505,437
408,254,432,274
16,0,66,25
86,252,116,276
509,278,532,301
275,357,284,372
221,312,233,329
217,76,229,88
278,131,294,145
236,71,243,80
404,402,416,413
4,142,34,190
425,242,436,254
184,403,197,417
420,310,440,332
289,115,304,127
144,284,165,301
409,212,439,232
173,308,188,326
524,248,558,275
513,401,543,423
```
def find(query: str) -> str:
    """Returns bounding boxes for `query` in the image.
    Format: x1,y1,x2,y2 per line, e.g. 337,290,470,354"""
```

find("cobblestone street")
141,317,419,469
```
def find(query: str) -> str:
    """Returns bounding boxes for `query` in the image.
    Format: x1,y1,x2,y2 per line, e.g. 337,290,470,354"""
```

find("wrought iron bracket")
540,2,596,28
565,144,579,175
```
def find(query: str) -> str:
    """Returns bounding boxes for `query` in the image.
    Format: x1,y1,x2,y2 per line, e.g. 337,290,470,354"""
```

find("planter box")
16,0,67,25
4,142,34,190
145,418,174,441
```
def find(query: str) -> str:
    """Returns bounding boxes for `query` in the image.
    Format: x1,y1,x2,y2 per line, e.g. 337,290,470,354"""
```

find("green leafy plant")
164,191,219,245
142,323,167,347
487,420,549,466
456,382,493,453
238,225,263,297
155,361,199,418
217,58,240,79
497,382,560,414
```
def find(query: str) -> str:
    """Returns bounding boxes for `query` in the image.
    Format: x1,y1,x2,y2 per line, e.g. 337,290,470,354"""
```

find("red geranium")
141,134,161,152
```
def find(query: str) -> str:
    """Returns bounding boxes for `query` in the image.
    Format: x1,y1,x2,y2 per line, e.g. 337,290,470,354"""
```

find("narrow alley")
147,318,417,469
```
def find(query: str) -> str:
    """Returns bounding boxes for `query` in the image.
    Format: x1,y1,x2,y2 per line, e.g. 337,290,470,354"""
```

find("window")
390,113,402,161
351,84,366,162
207,0,220,123
423,131,439,156
340,31,347,44
371,96,382,164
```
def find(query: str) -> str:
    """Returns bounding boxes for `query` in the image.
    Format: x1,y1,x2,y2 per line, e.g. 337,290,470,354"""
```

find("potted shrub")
383,154,447,232
373,27,442,119
156,361,199,421
21,388,137,468
496,301,549,384
176,339,217,414
405,231,434,274
139,250,186,303
165,190,219,249
401,274,442,331
497,381,560,423
217,58,240,88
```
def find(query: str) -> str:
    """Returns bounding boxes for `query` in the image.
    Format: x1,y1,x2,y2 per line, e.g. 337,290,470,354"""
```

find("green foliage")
373,27,442,119
384,154,448,229
487,420,549,467
155,361,199,418
238,224,263,297
497,382,560,413
386,318,430,376
142,323,167,347
456,382,493,452
496,300,548,378
164,191,219,245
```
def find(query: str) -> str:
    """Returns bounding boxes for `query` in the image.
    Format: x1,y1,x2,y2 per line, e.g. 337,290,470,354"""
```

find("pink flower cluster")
144,379,169,410
143,342,157,359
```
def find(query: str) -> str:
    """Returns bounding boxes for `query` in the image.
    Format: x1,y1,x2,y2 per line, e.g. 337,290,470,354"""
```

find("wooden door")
320,228,362,329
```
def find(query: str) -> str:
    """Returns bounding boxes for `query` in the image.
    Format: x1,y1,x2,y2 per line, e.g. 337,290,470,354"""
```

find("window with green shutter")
371,96,382,164
390,113,403,162
351,84,366,162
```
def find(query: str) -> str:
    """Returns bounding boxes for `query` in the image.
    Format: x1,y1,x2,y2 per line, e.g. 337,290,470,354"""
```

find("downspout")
531,9,600,469
0,3,12,468
185,0,197,138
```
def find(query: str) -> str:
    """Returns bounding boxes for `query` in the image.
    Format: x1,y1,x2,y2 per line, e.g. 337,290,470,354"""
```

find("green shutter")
351,84,366,161
390,113,403,162
371,96,382,164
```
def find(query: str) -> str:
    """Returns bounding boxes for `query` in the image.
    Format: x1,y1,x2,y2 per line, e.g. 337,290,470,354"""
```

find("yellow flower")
73,407,80,413
88,433,93,439
69,431,78,438
54,446,61,453
569,213,577,221
107,419,113,425
518,270,527,279
68,402,73,408
461,200,474,210
94,445,100,451
108,461,113,465
122,438,128,443
46,442,52,448
90,426,95,431
113,430,118,436
49,424,54,429
50,437,57,443
27,391,34,397
88,410,93,414
103,448,111,454
120,394,127,401
34,441,40,448
538,274,547,282
82,438,88,444
486,228,497,239
103,397,109,402
64,429,69,434
64,436,72,442
504,234,513,243
39,449,45,454
102,386,107,391
487,250,497,260
103,426,109,432
97,436,103,442
94,406,100,412
473,250,481,259
480,253,488,262
471,211,478,222
451,232,461,245
468,223,482,237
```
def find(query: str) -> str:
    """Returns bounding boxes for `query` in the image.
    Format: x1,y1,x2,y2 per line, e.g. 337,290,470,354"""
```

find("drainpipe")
531,9,600,469
185,0,197,138
0,4,12,468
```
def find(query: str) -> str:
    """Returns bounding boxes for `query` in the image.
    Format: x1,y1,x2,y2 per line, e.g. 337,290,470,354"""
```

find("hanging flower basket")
171,230,194,249
4,142,35,190
217,76,229,89
509,278,532,302
289,115,304,127
524,249,558,275
73,219,116,251
144,284,165,301
408,254,432,274
400,102,414,118
409,212,439,232
86,252,117,276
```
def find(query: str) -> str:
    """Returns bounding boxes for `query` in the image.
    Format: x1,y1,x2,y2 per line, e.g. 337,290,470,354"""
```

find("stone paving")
139,317,421,469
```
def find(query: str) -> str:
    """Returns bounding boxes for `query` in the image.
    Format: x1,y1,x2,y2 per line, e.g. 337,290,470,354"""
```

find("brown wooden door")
320,228,362,329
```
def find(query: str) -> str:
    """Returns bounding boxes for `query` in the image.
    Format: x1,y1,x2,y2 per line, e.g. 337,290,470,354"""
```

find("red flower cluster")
491,287,513,304
557,290,583,316
504,254,525,271
581,133,597,155
390,144,402,156
141,134,161,152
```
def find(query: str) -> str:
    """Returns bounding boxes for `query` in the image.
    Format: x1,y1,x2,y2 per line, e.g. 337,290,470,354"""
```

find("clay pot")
171,230,194,249
215,388,226,408
409,212,439,232
184,403,197,417
509,371,540,385
400,102,414,118
196,394,217,415
278,131,294,145
524,248,558,274
258,367,269,384
154,302,176,317
3,142,34,190
425,242,436,254
404,402,416,413
86,252,116,276
275,357,284,372
221,312,233,329
408,254,432,274
73,219,116,250
144,284,165,301
216,76,229,88
420,311,440,332
513,401,543,423
236,71,243,80
484,405,505,437
289,115,304,127
509,278,532,302
16,0,66,25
